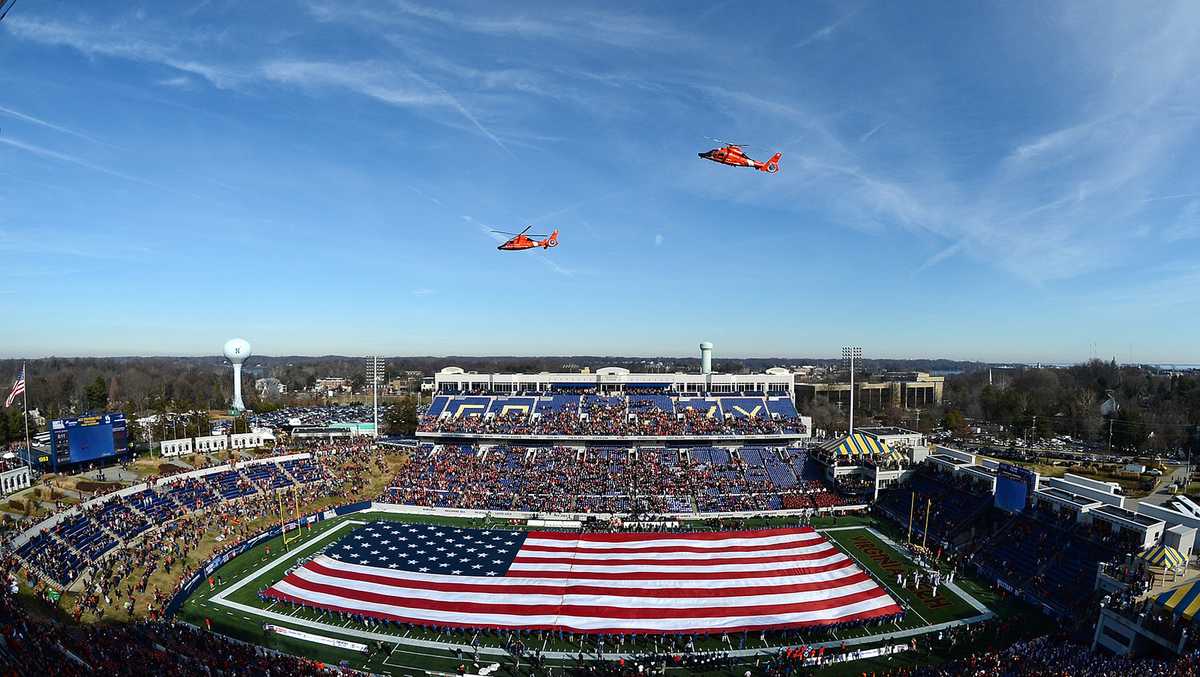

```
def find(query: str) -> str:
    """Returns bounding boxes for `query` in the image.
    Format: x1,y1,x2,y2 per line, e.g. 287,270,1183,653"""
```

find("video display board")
47,412,128,470
994,462,1038,513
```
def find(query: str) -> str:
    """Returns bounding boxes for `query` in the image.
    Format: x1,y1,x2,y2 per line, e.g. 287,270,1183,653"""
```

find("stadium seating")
676,398,723,419
720,397,768,419
767,396,800,418
130,487,182,523
428,395,450,417
381,444,851,516
487,397,536,418
973,511,1119,614
93,497,153,540
12,457,332,590
420,392,807,436
56,512,117,564
280,457,323,484
535,394,580,415
629,394,675,413
203,470,259,500
876,471,991,546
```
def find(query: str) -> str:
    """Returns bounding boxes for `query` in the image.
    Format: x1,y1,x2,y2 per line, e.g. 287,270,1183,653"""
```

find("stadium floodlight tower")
223,338,252,414
842,346,862,436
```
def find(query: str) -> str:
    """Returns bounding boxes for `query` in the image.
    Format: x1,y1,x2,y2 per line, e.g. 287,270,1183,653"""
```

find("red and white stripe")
265,527,900,634
4,367,23,408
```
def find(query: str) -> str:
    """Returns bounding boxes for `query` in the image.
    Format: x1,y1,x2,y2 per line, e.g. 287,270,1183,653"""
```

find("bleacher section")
280,457,323,484
17,532,80,587
676,398,723,419
420,392,809,437
486,397,536,418
428,395,450,417
57,513,117,564
203,470,259,500
384,445,851,516
535,395,580,415
442,396,492,418
241,462,295,490
93,498,153,540
875,468,992,546
722,397,768,419
12,456,329,590
583,394,624,408
972,512,1120,615
130,487,181,523
766,396,800,418
628,395,675,413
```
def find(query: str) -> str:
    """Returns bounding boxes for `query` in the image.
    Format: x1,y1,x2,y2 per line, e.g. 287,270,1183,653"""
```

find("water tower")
223,338,252,413
700,341,713,375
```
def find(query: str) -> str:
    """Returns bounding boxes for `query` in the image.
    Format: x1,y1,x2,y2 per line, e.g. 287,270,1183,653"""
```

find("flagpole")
21,362,31,470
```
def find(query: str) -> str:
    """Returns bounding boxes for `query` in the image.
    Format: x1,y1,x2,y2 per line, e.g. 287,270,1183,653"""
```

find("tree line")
801,359,1200,453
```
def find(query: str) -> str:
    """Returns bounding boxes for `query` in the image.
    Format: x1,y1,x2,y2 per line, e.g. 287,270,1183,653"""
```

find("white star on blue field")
2,2,1199,362
326,522,525,577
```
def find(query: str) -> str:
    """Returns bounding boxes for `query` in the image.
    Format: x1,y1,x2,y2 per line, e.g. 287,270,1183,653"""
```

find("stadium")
9,343,1187,676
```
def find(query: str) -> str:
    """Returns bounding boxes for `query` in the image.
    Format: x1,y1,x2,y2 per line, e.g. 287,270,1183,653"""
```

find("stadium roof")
1093,504,1162,528
1037,487,1102,510
931,453,968,466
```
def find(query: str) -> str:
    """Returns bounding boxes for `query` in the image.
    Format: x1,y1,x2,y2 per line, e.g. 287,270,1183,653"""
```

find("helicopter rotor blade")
707,137,747,148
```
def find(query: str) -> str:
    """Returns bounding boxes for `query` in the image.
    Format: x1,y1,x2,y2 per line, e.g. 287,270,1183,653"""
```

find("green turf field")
177,511,992,675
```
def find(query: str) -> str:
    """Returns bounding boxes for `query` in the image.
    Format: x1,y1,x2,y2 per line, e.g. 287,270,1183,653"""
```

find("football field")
178,511,991,675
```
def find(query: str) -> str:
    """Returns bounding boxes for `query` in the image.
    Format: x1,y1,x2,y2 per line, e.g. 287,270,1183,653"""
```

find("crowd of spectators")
0,579,345,675
419,396,807,437
4,441,385,624
381,445,854,514
881,635,1200,676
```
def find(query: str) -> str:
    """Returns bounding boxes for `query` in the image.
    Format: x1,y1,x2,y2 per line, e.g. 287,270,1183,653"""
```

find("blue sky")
1,1,1199,363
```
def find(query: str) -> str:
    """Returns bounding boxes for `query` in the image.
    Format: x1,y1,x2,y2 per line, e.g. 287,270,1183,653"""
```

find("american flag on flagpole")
265,523,901,634
4,366,24,408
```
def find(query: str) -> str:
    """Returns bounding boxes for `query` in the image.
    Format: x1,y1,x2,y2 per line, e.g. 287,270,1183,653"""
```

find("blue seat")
767,396,800,418
720,397,768,419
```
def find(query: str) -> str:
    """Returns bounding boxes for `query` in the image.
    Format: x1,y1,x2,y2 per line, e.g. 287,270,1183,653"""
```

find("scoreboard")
994,462,1037,513
47,412,128,471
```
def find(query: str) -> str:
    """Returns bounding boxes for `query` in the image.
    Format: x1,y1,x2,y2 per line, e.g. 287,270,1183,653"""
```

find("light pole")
366,356,384,438
842,346,862,436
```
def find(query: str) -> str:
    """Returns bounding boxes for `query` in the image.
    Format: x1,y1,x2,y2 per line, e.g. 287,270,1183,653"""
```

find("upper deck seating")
720,397,769,419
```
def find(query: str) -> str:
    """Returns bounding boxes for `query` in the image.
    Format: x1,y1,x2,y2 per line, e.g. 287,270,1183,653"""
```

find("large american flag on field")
4,366,24,408
264,523,901,634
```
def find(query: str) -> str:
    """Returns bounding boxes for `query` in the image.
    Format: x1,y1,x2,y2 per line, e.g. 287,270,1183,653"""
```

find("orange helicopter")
698,139,781,173
494,226,559,251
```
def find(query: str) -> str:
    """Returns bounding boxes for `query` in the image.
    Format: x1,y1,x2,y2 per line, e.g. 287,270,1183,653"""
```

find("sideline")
821,526,930,627
864,526,991,616
211,519,362,604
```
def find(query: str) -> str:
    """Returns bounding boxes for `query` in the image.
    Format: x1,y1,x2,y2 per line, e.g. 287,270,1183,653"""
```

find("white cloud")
0,104,108,145
5,16,242,88
654,233,664,246
795,8,861,48
412,288,434,296
156,75,194,88
0,136,172,192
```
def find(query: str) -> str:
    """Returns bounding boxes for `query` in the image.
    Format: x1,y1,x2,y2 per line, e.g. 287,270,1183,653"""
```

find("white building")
432,365,795,397
0,464,31,497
